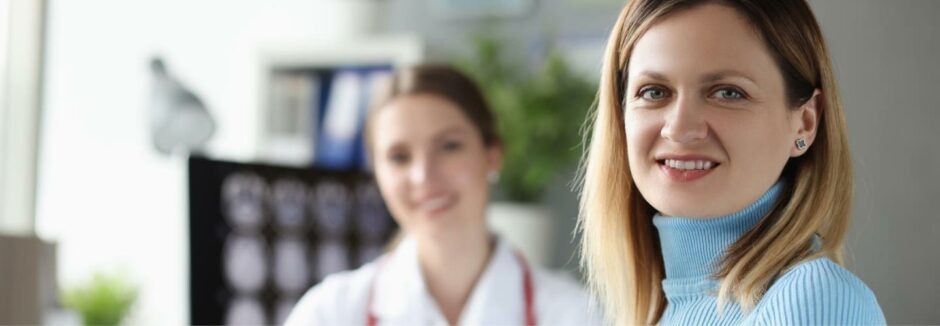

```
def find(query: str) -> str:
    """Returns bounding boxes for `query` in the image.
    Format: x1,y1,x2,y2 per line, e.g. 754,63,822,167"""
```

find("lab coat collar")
371,235,527,325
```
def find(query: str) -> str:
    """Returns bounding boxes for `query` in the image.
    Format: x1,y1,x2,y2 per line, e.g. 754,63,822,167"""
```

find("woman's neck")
416,226,493,325
653,180,785,280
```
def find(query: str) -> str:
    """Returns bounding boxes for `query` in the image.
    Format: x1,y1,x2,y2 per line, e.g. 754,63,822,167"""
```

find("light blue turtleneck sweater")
652,181,886,325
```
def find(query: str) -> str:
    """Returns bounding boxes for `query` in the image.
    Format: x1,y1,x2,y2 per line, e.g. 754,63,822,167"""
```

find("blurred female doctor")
284,65,599,325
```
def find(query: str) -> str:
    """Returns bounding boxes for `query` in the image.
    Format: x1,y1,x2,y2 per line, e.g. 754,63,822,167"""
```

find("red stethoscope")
365,251,537,326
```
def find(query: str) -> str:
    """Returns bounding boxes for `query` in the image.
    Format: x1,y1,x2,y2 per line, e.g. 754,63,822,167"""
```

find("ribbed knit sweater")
652,181,886,325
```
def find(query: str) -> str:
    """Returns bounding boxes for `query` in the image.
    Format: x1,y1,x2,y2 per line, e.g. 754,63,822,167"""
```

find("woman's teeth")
664,159,716,170
419,195,453,212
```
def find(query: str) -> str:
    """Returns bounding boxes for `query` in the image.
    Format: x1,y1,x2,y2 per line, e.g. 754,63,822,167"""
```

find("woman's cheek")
439,150,479,184
442,164,473,193
625,115,659,164
377,171,410,227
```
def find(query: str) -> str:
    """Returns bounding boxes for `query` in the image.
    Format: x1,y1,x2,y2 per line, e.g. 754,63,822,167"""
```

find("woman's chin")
649,193,727,218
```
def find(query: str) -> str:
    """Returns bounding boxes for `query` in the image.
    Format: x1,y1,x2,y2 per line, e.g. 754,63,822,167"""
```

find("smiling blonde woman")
577,0,885,324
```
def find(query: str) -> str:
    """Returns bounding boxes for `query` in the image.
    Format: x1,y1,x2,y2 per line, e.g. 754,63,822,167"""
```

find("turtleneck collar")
652,181,785,280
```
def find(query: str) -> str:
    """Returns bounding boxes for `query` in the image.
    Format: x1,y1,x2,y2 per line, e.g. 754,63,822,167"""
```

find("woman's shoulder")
282,260,380,326
752,257,886,325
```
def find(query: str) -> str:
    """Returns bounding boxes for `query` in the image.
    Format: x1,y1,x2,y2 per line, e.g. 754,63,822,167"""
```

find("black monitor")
188,156,397,325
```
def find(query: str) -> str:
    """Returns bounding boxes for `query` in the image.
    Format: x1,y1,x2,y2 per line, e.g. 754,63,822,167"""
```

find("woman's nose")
660,96,708,143
408,155,436,186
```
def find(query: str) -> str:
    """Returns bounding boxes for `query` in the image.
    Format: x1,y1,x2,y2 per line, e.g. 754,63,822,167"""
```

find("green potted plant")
62,272,138,326
455,35,597,264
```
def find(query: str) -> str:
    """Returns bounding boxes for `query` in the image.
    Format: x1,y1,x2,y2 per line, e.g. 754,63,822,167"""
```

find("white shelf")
255,35,425,167
259,34,424,69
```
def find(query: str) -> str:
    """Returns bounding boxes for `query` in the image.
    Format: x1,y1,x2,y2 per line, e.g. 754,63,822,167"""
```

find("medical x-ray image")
189,157,397,325
272,179,308,230
221,172,267,232
275,297,299,325
224,295,266,326
273,236,309,294
314,238,350,280
312,181,350,235
357,241,385,266
222,234,268,294
355,183,391,240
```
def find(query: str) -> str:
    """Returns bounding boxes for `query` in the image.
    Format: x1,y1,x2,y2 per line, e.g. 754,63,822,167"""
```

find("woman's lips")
657,159,719,182
414,194,457,217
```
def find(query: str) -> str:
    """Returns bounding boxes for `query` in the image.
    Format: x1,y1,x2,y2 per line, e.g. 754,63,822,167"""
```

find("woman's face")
624,4,817,217
371,94,501,240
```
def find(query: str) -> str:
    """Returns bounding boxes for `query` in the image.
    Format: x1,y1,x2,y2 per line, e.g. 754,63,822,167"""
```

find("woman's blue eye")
639,87,669,101
388,153,409,164
713,88,745,100
442,141,463,152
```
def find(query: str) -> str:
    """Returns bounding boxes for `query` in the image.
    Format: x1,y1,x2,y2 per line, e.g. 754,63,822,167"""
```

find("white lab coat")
284,235,602,325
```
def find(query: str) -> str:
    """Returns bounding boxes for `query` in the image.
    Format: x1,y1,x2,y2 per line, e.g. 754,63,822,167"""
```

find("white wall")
809,0,940,323
1,0,44,235
36,1,374,324
0,0,10,232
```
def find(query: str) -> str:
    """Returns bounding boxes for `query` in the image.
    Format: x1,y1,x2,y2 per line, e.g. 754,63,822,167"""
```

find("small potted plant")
456,35,597,265
62,272,138,326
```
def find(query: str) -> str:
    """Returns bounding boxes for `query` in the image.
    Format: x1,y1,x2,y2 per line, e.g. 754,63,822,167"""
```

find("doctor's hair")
364,64,502,155
576,0,851,324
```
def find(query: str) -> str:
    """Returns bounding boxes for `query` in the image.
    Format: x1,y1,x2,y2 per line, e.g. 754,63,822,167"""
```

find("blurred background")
0,0,937,324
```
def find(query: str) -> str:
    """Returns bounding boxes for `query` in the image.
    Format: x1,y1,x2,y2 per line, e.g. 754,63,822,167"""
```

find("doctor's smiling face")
624,3,820,218
370,93,502,240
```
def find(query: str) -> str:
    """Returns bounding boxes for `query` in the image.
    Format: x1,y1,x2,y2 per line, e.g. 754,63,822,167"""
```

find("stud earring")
795,138,807,151
487,171,500,185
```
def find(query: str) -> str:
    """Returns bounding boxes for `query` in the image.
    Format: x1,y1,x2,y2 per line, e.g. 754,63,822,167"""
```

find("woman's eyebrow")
433,125,469,138
632,70,670,82
632,70,758,84
700,70,759,85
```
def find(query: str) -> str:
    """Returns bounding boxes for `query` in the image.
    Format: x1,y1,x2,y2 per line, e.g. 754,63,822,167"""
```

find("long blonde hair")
576,0,852,324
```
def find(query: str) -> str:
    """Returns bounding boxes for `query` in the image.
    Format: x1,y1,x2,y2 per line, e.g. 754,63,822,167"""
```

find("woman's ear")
791,89,822,157
487,142,504,177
